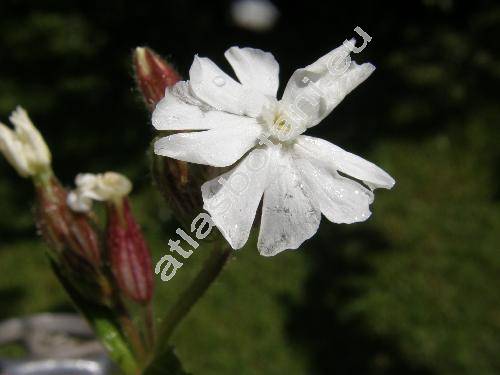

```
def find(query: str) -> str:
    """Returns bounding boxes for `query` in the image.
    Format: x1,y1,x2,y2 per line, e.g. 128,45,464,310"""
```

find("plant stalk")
154,242,232,355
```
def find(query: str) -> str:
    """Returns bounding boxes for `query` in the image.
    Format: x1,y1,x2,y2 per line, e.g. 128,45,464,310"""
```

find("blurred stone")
231,0,279,32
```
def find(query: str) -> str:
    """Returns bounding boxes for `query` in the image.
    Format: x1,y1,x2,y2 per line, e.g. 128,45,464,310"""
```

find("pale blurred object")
0,313,115,375
231,0,279,32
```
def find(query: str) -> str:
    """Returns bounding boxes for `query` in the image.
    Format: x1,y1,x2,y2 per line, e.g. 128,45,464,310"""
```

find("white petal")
75,173,98,189
257,151,321,256
280,42,375,128
74,173,102,200
152,82,254,131
170,80,211,109
9,106,51,166
67,191,93,213
94,172,132,200
72,172,131,203
224,47,279,97
189,55,269,117
295,156,374,224
295,136,395,189
0,123,30,177
153,82,213,131
154,120,261,167
202,147,275,249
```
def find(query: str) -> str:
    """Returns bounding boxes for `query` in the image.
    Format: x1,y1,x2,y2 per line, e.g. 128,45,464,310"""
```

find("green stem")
32,168,54,188
154,242,232,355
92,317,139,375
144,302,156,350
117,312,147,364
51,261,139,374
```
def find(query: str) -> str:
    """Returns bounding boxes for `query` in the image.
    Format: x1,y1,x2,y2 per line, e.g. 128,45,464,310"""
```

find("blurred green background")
1,0,499,374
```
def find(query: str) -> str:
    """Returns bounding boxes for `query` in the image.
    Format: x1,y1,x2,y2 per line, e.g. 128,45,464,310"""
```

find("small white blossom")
153,44,395,256
67,172,132,212
0,106,51,177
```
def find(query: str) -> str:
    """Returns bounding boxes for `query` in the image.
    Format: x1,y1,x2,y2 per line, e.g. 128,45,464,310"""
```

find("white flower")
152,44,395,256
0,106,51,177
67,172,132,212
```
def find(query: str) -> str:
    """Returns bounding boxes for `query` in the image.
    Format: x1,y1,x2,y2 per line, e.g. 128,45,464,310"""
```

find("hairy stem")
144,302,156,350
154,242,232,355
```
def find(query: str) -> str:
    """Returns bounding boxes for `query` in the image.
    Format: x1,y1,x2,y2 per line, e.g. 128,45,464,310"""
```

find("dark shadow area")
0,287,25,321
47,301,77,314
283,226,433,374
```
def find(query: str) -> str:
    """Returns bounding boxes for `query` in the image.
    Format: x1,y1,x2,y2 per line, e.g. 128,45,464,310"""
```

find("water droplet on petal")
213,76,226,87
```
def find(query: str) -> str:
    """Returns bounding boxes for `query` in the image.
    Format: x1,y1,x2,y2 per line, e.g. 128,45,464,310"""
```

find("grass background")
0,0,499,374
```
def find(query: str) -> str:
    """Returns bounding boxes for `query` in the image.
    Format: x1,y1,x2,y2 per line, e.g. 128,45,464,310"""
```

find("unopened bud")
35,173,101,266
0,107,51,177
34,172,110,304
107,198,154,304
133,47,182,110
152,145,217,226
133,48,216,226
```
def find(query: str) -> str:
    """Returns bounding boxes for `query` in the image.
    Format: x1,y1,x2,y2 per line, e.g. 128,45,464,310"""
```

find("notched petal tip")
363,62,376,74
224,45,240,55
9,106,32,132
189,55,204,82
10,105,28,119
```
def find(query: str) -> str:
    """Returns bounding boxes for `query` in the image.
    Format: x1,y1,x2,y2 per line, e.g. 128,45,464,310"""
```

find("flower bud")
133,47,182,110
132,47,216,225
34,172,110,304
0,107,51,177
107,197,154,304
35,173,101,267
71,171,154,304
152,145,217,226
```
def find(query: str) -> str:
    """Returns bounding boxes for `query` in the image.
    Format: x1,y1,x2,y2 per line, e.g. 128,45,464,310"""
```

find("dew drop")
213,76,226,87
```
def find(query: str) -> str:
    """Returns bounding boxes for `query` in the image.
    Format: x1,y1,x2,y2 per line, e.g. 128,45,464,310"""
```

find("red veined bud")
107,197,154,304
133,46,217,227
34,172,101,268
34,171,111,304
133,46,182,110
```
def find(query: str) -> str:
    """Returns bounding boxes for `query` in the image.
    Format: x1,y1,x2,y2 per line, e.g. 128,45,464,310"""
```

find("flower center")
259,101,302,144
273,113,292,135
